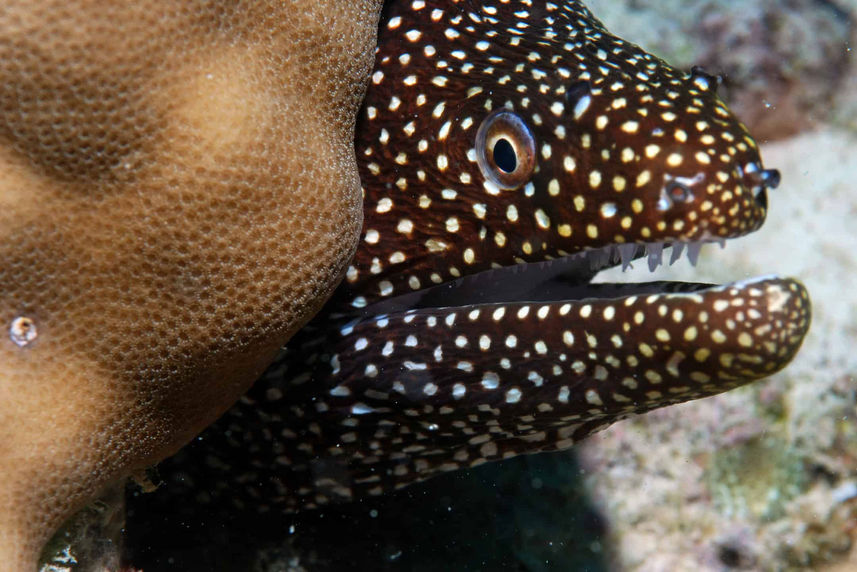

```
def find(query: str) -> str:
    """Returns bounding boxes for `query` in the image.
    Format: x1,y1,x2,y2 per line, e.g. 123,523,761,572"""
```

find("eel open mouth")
360,239,777,313
337,237,811,427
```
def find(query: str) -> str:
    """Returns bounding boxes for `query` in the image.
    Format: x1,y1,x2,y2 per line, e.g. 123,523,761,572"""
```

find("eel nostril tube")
760,168,781,189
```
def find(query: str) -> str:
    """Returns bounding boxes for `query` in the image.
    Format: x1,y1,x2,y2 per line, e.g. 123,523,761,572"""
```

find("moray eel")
154,0,810,514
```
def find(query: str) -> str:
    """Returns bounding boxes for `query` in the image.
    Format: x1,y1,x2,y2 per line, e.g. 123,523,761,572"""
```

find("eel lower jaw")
349,239,811,387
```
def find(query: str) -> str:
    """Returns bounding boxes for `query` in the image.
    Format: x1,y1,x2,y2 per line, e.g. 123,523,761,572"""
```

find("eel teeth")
618,243,637,270
562,238,726,275
669,242,685,265
637,239,727,272
686,241,703,266
646,242,664,271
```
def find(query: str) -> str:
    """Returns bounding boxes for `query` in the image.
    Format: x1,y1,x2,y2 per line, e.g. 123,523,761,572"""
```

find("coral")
0,1,381,568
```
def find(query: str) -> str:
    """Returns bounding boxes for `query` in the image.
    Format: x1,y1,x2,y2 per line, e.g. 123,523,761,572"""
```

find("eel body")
155,0,810,513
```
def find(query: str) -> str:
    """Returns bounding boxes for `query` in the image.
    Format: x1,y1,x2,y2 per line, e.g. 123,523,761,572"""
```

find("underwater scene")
11,0,854,571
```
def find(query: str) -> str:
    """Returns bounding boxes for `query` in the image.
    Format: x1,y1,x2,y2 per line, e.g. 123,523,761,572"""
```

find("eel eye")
475,109,536,190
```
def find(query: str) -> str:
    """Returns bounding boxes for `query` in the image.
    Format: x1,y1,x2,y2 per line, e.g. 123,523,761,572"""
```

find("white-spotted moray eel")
153,0,810,514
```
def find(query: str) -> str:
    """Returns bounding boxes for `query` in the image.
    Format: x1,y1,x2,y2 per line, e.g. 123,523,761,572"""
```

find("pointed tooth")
716,238,726,249
601,246,612,268
601,245,613,267
588,247,606,271
669,242,685,265
646,242,663,272
619,243,636,270
686,241,703,266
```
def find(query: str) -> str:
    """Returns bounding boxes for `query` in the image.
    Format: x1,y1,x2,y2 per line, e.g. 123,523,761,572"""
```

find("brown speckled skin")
0,1,381,568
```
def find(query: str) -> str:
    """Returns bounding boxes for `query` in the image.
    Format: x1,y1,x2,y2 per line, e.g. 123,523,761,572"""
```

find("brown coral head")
0,0,382,568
